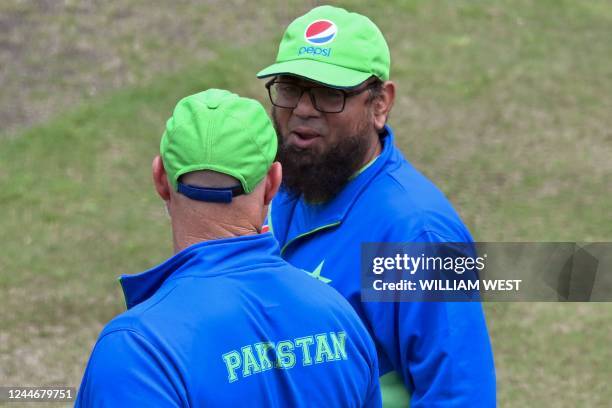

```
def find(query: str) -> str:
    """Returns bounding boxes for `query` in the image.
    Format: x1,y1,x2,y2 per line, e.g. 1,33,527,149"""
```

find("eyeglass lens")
270,83,345,113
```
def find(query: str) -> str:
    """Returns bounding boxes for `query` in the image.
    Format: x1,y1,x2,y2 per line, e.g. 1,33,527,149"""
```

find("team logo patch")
304,20,337,45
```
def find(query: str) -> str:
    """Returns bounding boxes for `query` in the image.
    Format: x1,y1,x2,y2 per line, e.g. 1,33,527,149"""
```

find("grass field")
1,1,611,406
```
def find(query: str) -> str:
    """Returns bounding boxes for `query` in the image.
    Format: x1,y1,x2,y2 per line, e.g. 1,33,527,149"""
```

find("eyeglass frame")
264,77,380,114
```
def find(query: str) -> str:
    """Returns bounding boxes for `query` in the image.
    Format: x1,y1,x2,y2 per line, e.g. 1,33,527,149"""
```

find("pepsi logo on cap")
304,20,338,45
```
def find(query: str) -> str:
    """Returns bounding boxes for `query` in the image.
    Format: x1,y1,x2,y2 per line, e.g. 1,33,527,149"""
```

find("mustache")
286,119,325,136
272,108,325,139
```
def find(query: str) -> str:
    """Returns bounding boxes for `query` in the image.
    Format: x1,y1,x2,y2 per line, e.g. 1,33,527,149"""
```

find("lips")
289,127,322,149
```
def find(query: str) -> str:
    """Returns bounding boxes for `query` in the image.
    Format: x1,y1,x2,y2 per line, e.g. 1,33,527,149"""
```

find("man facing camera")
76,89,381,407
257,5,496,407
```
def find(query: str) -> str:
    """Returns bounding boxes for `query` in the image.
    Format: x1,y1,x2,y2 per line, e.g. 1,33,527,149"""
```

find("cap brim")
257,59,372,89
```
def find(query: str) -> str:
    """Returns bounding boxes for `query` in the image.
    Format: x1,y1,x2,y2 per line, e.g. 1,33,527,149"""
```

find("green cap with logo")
160,89,277,202
257,5,390,88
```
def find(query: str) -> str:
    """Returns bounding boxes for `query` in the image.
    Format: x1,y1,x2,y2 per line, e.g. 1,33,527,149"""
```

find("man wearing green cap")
76,89,382,407
258,5,496,407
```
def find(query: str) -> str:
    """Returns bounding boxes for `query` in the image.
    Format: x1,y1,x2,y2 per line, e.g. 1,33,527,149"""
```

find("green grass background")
1,1,611,406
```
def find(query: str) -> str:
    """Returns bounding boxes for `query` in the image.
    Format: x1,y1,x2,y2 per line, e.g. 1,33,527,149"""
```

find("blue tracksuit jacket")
268,125,496,407
76,233,381,407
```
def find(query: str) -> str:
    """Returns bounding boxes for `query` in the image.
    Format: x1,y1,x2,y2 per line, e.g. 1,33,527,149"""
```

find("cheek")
272,108,290,133
327,112,370,140
353,108,375,134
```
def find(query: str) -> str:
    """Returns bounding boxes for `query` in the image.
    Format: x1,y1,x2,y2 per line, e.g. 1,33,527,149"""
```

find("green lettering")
294,336,315,366
222,350,241,383
315,333,336,363
254,342,275,372
275,340,296,369
241,345,261,377
330,331,348,360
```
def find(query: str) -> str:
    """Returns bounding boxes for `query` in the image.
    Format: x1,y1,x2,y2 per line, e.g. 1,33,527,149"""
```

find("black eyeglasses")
265,79,378,113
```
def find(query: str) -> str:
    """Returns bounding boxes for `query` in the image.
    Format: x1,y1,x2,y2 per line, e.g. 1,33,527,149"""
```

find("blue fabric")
269,125,496,407
177,182,243,203
76,233,381,407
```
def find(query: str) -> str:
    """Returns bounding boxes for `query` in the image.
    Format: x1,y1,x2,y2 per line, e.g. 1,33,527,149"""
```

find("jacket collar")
272,125,397,252
119,233,282,309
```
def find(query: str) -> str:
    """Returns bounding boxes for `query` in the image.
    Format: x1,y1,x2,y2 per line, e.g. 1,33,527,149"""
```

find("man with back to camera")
257,5,496,407
75,89,381,407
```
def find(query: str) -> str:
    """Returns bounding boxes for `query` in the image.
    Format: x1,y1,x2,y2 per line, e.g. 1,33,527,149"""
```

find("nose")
293,90,319,118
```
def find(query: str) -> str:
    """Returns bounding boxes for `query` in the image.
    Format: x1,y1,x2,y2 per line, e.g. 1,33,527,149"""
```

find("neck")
171,220,259,253
361,130,382,168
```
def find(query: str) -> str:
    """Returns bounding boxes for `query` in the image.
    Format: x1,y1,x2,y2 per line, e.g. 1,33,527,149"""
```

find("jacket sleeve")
363,229,496,407
75,329,185,408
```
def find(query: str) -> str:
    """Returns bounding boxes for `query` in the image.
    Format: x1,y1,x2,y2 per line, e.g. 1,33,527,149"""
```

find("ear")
152,155,171,201
263,161,282,206
372,81,396,131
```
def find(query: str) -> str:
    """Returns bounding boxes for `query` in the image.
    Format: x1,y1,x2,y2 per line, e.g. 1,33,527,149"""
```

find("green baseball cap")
257,5,390,88
160,89,277,202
